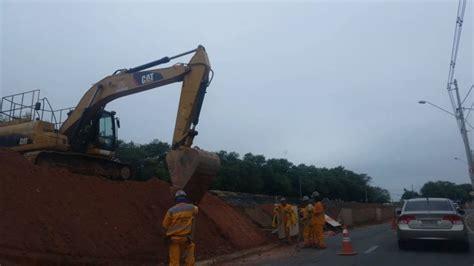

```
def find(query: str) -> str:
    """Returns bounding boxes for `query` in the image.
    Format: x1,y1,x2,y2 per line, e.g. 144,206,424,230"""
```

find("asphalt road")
230,209,474,266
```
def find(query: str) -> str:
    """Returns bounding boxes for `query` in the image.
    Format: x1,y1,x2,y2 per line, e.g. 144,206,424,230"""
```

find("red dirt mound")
0,149,268,265
200,194,268,249
259,203,276,218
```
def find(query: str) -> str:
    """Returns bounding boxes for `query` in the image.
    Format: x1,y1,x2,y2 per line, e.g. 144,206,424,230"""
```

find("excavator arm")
61,45,209,151
60,45,220,203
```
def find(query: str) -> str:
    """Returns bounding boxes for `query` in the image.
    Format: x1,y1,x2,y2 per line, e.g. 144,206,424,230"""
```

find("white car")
396,198,469,251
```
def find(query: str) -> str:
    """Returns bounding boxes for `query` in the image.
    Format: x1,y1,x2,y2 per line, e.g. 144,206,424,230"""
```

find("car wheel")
398,240,408,250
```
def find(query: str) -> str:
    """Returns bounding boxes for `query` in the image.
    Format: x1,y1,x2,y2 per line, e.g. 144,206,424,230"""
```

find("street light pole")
418,101,456,117
454,157,468,164
441,0,474,195
419,85,474,194
452,80,474,192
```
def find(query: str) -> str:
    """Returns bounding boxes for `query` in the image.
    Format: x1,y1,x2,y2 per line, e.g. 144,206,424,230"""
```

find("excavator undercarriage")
26,151,132,180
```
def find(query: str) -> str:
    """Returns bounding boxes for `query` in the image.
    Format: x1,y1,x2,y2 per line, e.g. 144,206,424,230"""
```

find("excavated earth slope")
0,149,268,265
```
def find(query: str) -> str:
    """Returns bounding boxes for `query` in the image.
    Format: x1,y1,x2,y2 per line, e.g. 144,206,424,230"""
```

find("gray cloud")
1,1,473,199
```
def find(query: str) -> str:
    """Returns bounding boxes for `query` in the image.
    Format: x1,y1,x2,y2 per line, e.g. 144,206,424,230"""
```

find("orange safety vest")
273,203,297,227
312,201,325,226
301,203,314,226
162,202,198,237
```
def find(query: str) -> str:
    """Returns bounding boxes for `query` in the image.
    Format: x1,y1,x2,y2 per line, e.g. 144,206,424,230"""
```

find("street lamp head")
418,100,426,104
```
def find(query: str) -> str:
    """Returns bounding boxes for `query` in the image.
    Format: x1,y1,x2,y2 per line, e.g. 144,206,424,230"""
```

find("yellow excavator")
0,45,220,203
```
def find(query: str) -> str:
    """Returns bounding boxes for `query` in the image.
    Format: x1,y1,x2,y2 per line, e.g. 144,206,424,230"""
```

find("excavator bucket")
166,147,220,204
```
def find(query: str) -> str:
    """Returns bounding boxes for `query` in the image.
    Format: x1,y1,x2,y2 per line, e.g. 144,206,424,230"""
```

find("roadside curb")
196,243,280,265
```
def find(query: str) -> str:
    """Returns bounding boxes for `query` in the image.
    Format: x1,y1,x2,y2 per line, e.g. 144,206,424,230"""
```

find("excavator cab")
68,109,119,156
95,111,117,151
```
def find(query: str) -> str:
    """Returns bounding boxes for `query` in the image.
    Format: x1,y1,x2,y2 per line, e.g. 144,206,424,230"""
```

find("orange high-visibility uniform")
300,203,316,246
162,202,198,266
273,203,297,241
312,201,326,248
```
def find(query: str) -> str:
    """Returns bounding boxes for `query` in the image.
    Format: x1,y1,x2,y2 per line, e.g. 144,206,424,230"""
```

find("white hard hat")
280,197,287,202
302,196,310,201
175,190,187,198
311,191,320,198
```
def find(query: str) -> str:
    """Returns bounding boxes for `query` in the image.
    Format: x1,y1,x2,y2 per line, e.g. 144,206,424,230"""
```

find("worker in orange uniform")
162,190,198,266
311,191,327,249
300,196,316,247
273,197,297,243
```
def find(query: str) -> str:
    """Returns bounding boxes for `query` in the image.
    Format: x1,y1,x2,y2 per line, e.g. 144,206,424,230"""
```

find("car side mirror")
116,117,121,128
396,210,401,216
458,209,465,215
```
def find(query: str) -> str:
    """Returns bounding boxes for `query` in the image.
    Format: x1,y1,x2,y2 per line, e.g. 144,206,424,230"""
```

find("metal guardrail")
0,89,40,122
0,90,73,130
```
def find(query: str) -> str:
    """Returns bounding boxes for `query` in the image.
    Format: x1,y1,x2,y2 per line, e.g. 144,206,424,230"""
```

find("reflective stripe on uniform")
163,203,198,237
168,204,195,215
167,224,193,236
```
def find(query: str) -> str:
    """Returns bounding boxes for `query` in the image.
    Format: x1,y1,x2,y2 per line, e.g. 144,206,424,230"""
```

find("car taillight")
443,215,463,225
398,215,416,224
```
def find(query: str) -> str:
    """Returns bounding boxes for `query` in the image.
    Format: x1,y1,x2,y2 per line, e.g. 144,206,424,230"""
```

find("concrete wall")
334,206,394,226
212,190,395,228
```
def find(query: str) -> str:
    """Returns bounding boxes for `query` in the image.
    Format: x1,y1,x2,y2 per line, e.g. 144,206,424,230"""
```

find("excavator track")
25,151,132,180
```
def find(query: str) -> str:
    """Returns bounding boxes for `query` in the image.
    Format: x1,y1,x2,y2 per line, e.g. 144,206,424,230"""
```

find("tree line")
116,139,391,203
401,181,472,203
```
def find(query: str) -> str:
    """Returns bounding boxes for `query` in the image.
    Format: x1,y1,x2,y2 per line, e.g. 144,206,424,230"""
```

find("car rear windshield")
404,200,453,212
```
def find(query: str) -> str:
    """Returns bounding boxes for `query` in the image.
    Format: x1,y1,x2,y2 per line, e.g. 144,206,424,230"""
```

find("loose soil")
0,149,268,265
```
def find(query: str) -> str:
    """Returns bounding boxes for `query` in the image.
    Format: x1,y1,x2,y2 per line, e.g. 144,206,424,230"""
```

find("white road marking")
363,245,379,254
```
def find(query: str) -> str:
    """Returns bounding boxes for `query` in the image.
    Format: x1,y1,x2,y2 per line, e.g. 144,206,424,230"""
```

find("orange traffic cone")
339,225,357,256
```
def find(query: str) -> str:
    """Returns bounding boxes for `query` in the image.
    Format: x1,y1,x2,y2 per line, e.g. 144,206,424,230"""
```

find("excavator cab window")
96,111,116,151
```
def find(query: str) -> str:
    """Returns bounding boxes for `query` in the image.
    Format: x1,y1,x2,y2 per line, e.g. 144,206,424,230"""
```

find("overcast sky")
1,0,473,199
